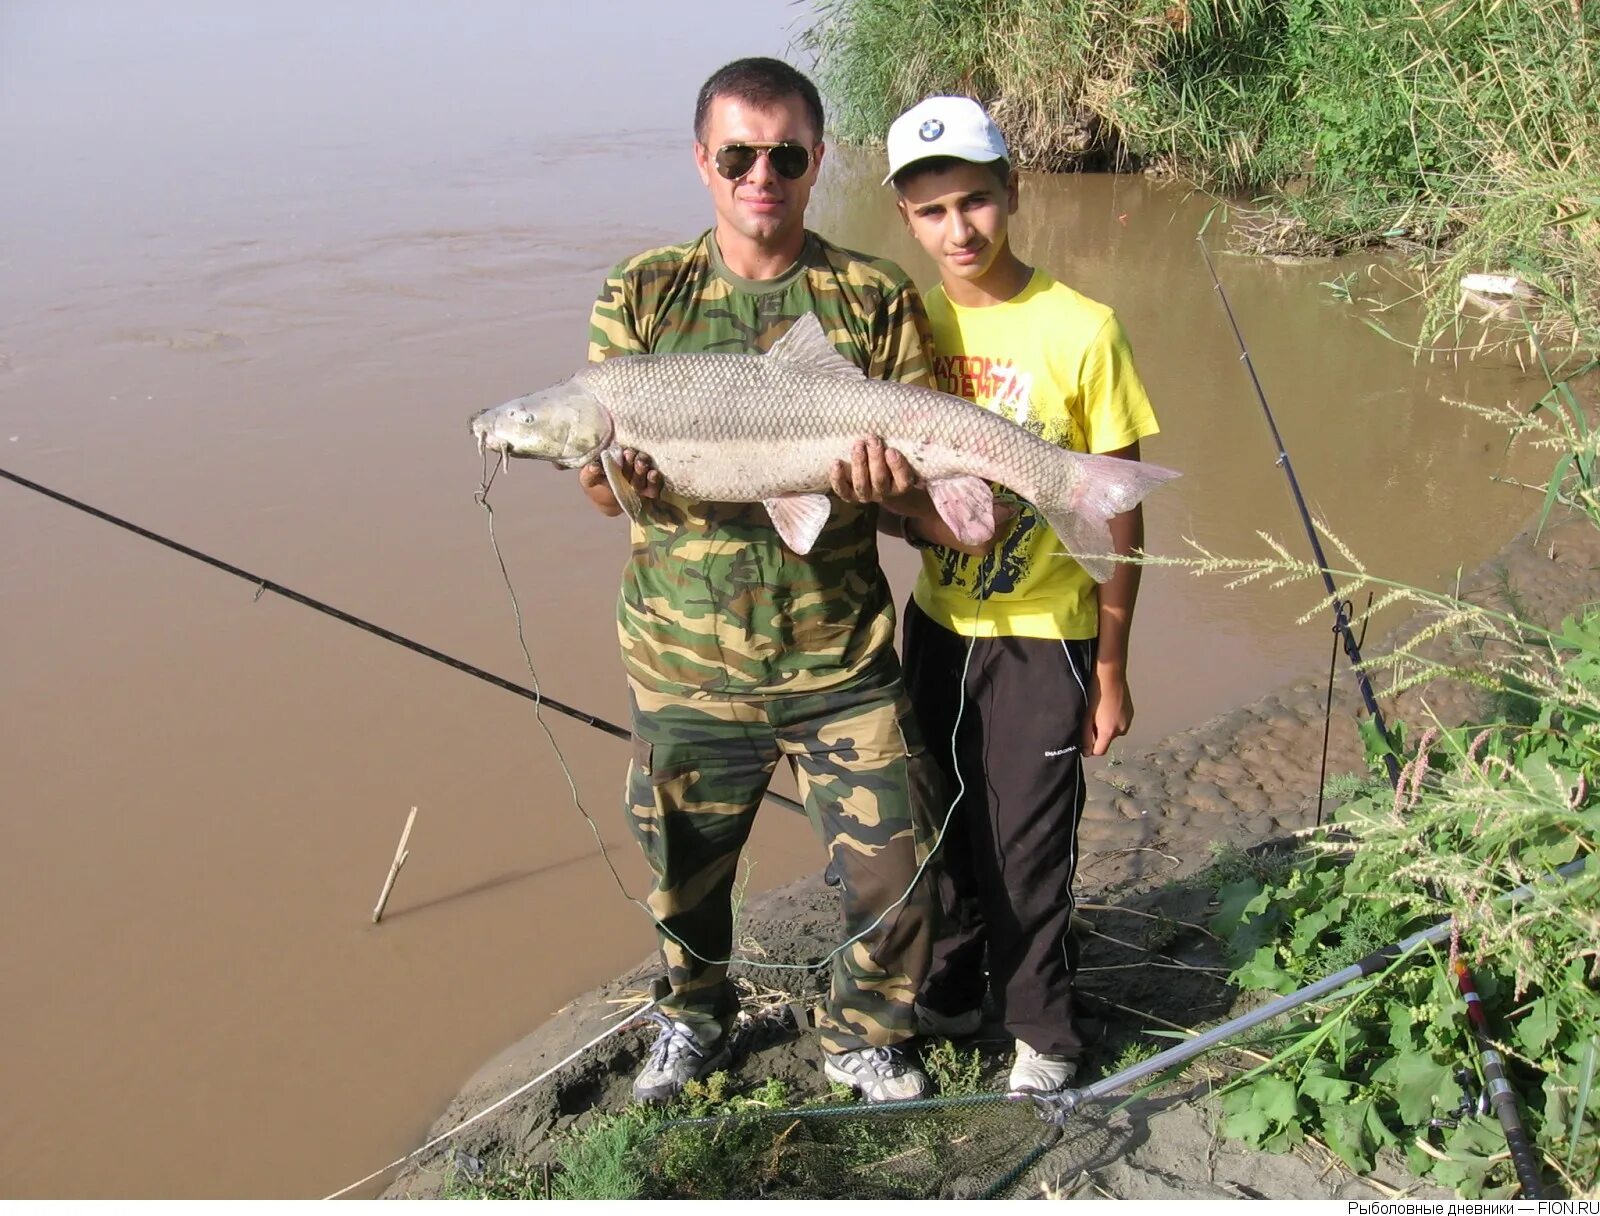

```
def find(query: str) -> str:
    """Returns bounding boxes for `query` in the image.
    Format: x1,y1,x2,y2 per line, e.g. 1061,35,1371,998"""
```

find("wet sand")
382,504,1600,1200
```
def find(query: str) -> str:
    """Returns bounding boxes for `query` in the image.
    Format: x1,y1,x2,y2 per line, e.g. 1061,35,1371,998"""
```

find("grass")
443,1037,1001,1200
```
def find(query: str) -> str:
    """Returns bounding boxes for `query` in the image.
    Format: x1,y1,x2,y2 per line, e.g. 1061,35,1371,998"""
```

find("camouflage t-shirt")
587,229,935,698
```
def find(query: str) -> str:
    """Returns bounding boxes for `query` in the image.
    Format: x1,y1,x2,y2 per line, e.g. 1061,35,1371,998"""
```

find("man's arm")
1082,440,1143,757
580,268,662,516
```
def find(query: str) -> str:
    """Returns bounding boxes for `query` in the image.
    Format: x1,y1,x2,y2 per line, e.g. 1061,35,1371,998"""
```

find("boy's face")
896,161,1018,287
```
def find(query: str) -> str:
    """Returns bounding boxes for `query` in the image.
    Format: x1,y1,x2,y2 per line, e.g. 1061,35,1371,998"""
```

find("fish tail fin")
1034,455,1180,583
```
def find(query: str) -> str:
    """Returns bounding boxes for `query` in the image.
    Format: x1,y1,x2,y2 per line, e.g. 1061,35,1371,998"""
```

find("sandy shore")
383,509,1600,1199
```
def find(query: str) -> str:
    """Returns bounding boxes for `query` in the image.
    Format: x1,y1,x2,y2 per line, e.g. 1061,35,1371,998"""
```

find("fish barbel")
469,312,1178,581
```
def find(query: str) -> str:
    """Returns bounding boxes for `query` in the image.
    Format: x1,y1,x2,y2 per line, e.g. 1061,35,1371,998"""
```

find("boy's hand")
1082,664,1134,757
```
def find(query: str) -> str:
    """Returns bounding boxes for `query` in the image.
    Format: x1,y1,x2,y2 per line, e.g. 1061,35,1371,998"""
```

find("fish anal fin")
766,313,864,379
764,493,832,555
928,476,997,548
601,449,644,523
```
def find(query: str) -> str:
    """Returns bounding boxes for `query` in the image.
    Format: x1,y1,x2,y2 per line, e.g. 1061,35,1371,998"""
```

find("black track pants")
902,597,1093,1057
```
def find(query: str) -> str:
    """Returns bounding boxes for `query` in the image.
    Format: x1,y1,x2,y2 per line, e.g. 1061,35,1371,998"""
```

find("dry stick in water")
372,806,418,924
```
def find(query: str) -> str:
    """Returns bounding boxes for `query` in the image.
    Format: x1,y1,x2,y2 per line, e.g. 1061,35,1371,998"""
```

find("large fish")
470,313,1178,581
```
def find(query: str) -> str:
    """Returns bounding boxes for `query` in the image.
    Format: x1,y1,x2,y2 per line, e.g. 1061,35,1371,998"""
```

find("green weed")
922,1039,986,1097
1110,1037,1161,1074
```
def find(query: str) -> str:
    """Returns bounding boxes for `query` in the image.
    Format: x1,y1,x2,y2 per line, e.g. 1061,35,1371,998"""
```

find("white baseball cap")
883,96,1010,186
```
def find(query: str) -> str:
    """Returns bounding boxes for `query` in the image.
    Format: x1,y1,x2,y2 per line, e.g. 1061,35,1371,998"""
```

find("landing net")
639,1089,1134,1201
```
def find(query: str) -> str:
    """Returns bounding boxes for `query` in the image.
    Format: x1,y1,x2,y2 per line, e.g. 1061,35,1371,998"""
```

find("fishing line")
322,993,660,1199
475,469,974,979
1197,237,1402,787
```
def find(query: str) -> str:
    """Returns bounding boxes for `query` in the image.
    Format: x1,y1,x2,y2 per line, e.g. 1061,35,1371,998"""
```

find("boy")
879,96,1161,1092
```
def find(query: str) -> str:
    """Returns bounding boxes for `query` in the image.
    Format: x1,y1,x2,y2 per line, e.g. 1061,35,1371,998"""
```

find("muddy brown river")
0,0,1551,1198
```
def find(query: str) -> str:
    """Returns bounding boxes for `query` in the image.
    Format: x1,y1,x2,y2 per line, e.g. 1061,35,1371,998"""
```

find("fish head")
469,378,612,468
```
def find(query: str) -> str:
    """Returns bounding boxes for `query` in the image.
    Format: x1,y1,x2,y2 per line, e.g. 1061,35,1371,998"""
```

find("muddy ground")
384,511,1600,1200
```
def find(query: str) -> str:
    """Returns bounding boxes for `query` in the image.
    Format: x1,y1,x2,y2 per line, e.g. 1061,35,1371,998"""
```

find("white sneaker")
1008,1041,1078,1093
631,1013,731,1104
823,1045,931,1102
913,1001,982,1039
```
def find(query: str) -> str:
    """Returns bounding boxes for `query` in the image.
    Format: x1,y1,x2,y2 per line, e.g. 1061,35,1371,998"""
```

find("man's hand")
1081,662,1133,757
577,449,662,517
829,435,920,506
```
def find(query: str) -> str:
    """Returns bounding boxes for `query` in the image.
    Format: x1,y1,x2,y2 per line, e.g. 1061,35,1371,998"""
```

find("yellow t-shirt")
913,270,1160,639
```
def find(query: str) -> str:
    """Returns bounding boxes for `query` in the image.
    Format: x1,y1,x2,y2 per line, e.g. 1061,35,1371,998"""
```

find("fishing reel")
1426,1065,1489,1130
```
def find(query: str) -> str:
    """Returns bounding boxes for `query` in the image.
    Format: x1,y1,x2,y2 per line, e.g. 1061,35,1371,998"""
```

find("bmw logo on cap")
918,118,944,142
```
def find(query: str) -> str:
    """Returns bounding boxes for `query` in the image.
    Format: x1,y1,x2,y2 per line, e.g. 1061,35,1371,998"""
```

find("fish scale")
580,353,1053,499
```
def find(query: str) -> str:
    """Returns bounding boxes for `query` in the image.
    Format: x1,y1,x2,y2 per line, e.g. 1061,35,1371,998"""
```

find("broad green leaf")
1385,999,1420,1053
1212,876,1266,936
1433,1118,1513,1197
1321,1096,1378,1172
1515,998,1559,1055
1252,1075,1303,1131
1300,1071,1355,1108
1374,1051,1458,1125
1233,943,1296,994
1222,1086,1272,1147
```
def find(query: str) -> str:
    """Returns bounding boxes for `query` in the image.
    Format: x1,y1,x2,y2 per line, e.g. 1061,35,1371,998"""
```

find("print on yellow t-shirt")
912,270,1161,640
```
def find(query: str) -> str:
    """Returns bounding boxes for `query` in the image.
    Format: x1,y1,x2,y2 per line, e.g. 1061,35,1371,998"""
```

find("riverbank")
806,0,1598,349
379,505,1600,1200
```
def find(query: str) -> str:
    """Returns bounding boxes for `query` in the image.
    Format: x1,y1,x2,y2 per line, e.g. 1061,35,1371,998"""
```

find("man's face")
693,93,823,250
895,161,1018,286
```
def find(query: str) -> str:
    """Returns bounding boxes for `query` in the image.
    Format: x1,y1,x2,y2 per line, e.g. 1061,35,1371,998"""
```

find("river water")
0,0,1550,1198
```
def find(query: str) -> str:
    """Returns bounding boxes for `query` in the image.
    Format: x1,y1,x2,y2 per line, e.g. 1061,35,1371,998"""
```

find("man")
579,57,940,1104
869,96,1161,1093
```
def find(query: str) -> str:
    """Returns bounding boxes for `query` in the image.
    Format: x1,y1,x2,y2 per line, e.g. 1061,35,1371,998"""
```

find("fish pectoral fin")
765,313,864,378
601,450,644,523
928,476,997,548
764,493,833,556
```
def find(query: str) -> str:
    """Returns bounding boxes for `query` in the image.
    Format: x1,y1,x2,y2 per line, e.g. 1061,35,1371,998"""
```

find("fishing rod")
1198,243,1549,1194
0,464,808,816
1197,238,1402,787
1453,959,1544,1197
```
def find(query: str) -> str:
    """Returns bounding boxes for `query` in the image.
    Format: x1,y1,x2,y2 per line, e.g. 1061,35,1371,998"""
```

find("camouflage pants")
626,670,939,1055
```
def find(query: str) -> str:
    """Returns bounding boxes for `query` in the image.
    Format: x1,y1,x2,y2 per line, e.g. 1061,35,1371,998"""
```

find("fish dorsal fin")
766,313,864,379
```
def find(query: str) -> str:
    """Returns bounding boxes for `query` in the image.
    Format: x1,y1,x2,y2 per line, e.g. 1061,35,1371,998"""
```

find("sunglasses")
711,141,813,181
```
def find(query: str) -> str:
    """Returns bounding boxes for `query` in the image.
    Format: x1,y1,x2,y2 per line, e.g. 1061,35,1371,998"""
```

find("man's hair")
891,155,1011,193
693,57,826,144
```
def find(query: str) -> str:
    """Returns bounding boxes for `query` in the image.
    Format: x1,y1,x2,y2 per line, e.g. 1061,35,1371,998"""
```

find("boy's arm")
1083,440,1143,756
